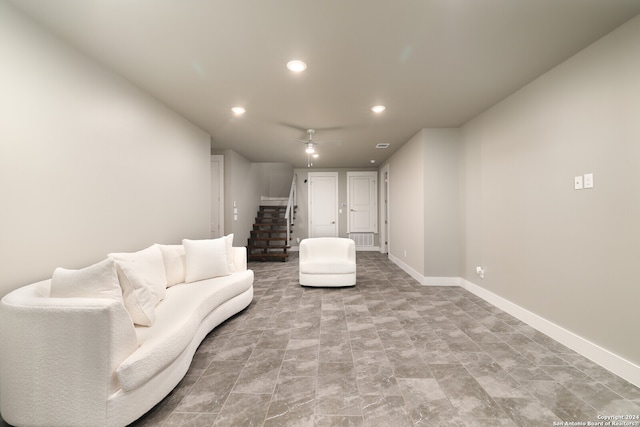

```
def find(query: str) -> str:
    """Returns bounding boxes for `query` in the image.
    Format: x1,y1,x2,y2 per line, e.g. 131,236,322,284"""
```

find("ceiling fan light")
312,153,319,158
305,144,315,154
287,60,307,72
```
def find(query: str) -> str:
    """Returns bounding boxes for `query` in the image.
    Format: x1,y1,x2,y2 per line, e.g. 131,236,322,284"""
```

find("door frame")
210,155,224,238
380,164,390,254
308,172,339,237
346,171,378,233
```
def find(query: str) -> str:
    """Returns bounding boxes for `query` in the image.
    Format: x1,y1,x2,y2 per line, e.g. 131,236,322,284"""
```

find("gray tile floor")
4,252,636,427
128,252,640,426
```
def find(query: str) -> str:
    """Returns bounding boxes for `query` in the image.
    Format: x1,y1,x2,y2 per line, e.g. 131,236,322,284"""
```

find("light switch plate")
574,176,583,190
584,173,594,189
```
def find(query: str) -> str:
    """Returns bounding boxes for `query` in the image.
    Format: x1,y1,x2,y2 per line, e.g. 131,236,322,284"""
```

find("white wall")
384,129,461,282
221,150,261,247
423,129,461,278
0,2,211,297
212,151,294,247
256,163,295,198
461,15,640,371
384,131,425,275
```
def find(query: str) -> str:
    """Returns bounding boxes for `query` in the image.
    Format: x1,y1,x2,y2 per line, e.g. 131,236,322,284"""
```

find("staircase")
247,205,295,262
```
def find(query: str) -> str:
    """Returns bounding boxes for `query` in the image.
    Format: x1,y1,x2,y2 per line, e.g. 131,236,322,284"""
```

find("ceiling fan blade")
279,122,346,133
294,128,341,147
311,126,344,132
279,122,309,132
297,139,340,145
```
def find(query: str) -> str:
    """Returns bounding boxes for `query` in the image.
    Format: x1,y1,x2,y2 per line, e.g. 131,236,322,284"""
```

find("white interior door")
210,155,224,238
308,172,338,237
347,171,377,233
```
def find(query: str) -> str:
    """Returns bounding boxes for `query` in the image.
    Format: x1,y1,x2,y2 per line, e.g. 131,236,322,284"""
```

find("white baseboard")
423,276,461,286
388,254,459,286
385,254,640,388
388,254,424,284
461,279,640,389
356,246,381,252
289,245,380,252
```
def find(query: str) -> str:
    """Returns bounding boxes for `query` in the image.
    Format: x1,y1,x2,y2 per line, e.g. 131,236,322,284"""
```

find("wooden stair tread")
247,252,289,262
248,204,296,262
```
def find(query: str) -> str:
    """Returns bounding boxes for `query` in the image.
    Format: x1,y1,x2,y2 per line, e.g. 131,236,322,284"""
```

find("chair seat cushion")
300,259,356,274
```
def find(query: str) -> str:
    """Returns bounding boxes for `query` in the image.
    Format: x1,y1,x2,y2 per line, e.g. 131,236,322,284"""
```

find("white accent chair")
299,237,356,287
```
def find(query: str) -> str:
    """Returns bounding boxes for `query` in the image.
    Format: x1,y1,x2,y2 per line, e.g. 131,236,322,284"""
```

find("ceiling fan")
298,129,338,154
297,129,339,167
299,129,319,154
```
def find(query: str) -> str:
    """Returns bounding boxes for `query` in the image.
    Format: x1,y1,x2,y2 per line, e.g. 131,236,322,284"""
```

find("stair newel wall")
285,174,297,244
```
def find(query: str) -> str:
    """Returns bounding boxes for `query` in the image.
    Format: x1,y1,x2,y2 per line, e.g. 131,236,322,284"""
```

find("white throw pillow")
224,234,236,273
156,244,186,287
183,237,231,283
50,258,123,304
108,245,167,302
113,260,157,326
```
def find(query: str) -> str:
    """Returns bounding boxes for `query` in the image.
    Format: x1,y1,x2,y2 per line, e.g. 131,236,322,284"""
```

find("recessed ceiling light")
287,60,307,72
231,107,246,115
371,105,386,113
370,160,376,164
376,143,390,149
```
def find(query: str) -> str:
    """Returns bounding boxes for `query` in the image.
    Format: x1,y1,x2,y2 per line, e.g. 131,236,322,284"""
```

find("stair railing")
284,174,297,244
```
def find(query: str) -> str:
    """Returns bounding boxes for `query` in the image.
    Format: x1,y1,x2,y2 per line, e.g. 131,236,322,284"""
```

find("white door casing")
210,155,224,238
380,164,390,254
308,172,338,237
347,171,377,233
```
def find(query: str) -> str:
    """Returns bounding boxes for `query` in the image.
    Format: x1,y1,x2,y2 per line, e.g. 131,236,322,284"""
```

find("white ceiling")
9,0,640,168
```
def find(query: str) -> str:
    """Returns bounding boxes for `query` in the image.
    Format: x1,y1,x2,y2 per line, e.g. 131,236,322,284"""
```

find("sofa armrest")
0,280,138,426
233,246,248,271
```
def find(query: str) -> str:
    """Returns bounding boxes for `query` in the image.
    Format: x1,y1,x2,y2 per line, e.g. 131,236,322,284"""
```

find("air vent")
376,143,390,149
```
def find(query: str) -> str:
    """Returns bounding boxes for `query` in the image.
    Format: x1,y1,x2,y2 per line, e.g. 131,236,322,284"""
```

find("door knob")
331,221,335,224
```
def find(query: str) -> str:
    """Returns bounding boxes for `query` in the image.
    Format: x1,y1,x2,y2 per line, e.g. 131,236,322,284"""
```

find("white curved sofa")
0,236,253,427
299,237,356,287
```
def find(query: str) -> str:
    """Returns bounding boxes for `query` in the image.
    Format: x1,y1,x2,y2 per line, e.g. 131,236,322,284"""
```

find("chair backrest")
300,237,355,261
